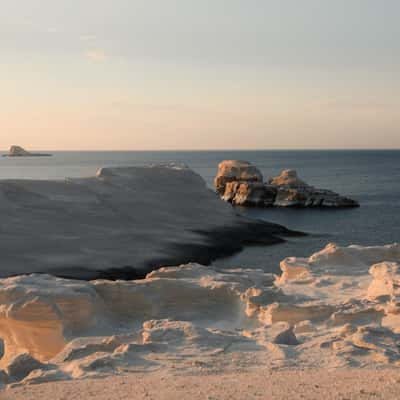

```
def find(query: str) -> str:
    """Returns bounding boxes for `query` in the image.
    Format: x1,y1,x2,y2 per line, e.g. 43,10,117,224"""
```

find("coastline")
0,162,399,397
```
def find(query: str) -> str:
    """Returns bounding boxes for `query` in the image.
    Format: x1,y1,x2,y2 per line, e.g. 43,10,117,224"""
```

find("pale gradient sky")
1,0,399,150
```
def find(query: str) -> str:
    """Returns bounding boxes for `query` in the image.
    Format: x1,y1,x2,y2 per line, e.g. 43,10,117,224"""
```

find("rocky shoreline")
215,160,359,208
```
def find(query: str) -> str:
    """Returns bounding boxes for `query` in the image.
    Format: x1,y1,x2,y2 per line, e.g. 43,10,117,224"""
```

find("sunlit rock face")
1,243,400,387
269,169,306,187
215,160,359,208
214,160,263,196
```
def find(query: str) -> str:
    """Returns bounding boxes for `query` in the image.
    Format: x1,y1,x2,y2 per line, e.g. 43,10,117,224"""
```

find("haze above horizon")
1,1,399,150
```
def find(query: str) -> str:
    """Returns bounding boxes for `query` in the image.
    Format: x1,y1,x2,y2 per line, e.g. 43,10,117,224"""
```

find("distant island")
2,145,52,157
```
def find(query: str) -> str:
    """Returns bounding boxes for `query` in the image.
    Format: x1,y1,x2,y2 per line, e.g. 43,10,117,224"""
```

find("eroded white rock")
0,243,399,385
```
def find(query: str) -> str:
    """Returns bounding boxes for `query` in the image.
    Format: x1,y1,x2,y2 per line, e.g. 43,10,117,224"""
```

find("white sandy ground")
5,368,400,400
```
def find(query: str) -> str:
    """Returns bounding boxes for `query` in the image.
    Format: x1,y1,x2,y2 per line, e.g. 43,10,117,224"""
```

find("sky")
1,0,399,150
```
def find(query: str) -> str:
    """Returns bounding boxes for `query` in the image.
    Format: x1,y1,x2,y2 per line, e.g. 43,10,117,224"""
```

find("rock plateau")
0,163,298,279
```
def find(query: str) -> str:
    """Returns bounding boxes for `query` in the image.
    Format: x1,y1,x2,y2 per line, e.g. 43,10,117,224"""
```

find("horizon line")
1,147,399,152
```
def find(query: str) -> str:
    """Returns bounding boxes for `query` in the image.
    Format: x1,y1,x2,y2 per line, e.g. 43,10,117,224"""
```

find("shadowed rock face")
0,164,298,280
2,145,52,157
215,160,359,208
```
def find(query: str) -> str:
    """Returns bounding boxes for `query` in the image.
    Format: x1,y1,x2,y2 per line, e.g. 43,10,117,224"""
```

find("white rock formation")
1,242,400,386
0,164,292,279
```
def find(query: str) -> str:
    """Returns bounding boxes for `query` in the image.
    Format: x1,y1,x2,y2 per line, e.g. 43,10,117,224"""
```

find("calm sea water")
1,150,399,274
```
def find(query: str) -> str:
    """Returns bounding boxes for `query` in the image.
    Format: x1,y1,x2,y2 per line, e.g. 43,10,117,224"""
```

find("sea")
0,150,399,274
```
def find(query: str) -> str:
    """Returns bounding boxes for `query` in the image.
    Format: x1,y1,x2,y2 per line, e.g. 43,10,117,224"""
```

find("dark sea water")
0,150,399,274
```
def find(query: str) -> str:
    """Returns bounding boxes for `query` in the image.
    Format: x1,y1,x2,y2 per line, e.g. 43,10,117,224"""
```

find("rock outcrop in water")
214,160,264,195
0,242,399,387
215,160,359,208
0,164,298,280
2,145,52,157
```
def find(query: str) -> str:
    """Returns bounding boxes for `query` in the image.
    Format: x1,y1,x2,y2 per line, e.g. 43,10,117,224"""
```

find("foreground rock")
2,145,52,157
0,243,400,386
215,160,359,208
0,164,297,279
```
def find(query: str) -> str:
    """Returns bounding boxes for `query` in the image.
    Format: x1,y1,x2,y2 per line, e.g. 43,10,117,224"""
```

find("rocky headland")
0,163,300,280
215,160,359,208
2,145,52,157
